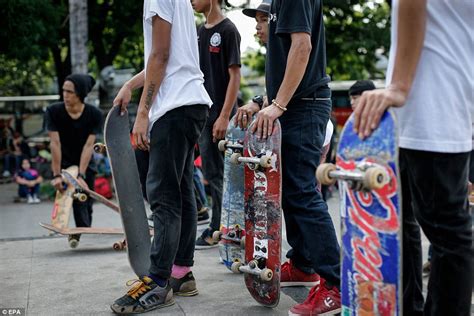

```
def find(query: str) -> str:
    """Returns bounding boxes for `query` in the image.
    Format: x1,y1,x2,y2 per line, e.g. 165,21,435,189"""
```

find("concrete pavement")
0,182,438,315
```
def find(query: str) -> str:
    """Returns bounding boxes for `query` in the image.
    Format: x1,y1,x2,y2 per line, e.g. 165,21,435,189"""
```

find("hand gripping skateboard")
213,114,248,270
101,106,151,278
231,119,282,307
50,165,86,230
317,110,401,315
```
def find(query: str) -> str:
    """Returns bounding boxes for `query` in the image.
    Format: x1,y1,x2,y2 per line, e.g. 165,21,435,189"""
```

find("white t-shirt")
387,0,473,153
143,0,212,131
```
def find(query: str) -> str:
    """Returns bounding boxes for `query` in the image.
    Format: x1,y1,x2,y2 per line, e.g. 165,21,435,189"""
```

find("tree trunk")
69,0,88,74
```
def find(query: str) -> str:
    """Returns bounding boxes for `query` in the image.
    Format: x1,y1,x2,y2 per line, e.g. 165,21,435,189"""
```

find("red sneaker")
280,261,320,287
289,278,341,316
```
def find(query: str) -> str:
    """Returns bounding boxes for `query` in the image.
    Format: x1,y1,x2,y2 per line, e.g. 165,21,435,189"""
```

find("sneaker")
422,260,431,277
195,228,218,249
27,195,34,204
33,195,41,203
111,276,174,314
68,234,81,248
169,272,198,296
197,207,210,225
2,170,11,178
289,278,341,316
281,261,320,287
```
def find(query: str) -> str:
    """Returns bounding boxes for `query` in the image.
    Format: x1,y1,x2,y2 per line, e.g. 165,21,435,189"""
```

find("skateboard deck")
51,166,83,230
62,169,120,213
317,110,401,315
215,114,248,270
232,119,282,307
103,106,151,278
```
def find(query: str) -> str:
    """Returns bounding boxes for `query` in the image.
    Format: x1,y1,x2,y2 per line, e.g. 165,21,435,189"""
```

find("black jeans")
71,167,95,227
146,105,208,279
198,122,224,232
280,90,341,287
400,148,471,316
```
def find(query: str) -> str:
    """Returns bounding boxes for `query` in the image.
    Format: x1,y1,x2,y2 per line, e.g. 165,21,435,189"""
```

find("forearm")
389,0,427,95
50,141,61,176
138,54,168,115
220,71,241,119
79,143,94,175
274,37,311,107
125,70,145,91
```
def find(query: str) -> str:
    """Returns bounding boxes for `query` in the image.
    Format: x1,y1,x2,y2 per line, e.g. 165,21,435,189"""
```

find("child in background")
16,158,43,203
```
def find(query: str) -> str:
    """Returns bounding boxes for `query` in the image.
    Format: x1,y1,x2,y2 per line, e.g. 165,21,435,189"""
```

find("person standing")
354,1,473,314
191,0,241,248
44,74,102,247
249,0,342,314
110,0,212,313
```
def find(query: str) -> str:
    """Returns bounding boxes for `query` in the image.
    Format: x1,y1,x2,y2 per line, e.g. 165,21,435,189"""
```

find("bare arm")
353,0,427,138
114,70,145,113
79,134,96,175
49,131,61,176
133,15,171,151
213,65,241,141
252,32,312,139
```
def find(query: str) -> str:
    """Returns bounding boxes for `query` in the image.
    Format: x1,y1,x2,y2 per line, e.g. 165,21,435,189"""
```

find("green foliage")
240,1,390,81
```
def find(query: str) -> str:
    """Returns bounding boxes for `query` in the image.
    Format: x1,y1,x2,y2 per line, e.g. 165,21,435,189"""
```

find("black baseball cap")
242,1,271,18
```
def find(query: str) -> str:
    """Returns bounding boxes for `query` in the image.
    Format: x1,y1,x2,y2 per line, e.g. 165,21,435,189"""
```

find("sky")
226,0,264,52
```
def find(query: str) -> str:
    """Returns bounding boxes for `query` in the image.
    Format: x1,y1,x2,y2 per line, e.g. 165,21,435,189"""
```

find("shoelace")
126,279,151,300
304,283,324,304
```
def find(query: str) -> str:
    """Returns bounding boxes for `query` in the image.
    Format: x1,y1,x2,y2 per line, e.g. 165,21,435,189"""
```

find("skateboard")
61,169,120,214
213,114,248,270
317,110,401,315
50,165,86,230
101,106,151,278
231,119,282,307
39,222,128,250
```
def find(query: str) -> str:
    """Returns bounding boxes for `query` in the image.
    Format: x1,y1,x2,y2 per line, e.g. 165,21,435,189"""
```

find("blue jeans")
18,172,39,197
280,89,340,287
146,105,208,279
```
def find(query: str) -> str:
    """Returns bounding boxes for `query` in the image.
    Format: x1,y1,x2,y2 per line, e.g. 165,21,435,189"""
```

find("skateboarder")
353,1,472,315
191,0,242,249
246,0,341,314
44,74,102,247
110,0,212,313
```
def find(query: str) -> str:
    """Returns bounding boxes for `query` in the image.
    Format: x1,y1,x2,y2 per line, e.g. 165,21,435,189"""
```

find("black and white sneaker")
111,276,174,314
169,272,199,296
197,207,210,225
195,228,218,249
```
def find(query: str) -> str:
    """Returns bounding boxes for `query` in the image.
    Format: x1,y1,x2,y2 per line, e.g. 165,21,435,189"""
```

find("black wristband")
78,173,86,180
53,174,62,179
252,95,264,109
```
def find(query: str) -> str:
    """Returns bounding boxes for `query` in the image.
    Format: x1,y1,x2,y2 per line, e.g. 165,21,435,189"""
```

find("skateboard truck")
213,225,245,248
317,162,388,191
218,139,244,152
232,257,273,281
231,154,272,169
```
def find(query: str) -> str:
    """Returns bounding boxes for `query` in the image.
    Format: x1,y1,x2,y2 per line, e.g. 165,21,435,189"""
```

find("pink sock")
171,264,191,279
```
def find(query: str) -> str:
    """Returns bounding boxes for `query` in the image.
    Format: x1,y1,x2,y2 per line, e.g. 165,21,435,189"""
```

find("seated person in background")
16,158,43,203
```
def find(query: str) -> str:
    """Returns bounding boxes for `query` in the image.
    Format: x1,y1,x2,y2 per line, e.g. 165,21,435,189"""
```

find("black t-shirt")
266,0,330,103
198,18,241,122
44,102,102,168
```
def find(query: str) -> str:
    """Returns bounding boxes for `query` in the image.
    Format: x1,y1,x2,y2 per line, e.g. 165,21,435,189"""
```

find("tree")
69,0,88,74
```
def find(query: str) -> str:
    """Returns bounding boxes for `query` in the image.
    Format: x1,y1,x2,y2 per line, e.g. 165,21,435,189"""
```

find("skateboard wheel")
260,268,273,281
212,230,222,242
93,143,106,154
259,155,272,168
316,163,337,186
363,166,387,190
218,140,227,152
73,193,88,202
240,236,245,249
113,240,126,251
69,239,79,249
231,261,243,274
230,152,241,165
